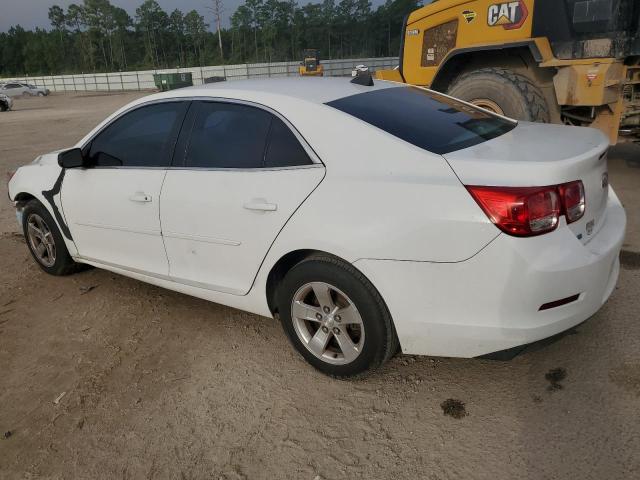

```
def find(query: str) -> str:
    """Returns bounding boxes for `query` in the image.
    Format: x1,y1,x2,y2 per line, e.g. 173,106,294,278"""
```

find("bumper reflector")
539,294,580,311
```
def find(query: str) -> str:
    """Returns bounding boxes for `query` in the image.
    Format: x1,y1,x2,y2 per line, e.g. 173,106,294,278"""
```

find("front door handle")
243,199,277,212
129,192,152,203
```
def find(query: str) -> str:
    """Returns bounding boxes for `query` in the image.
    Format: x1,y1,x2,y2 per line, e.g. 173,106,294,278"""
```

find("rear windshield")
326,86,516,155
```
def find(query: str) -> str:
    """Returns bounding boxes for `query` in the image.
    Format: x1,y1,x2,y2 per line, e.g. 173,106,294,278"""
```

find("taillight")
467,186,560,236
558,181,585,223
467,180,585,237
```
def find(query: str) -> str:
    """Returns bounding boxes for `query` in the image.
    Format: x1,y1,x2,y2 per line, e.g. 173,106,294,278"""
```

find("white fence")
1,57,399,93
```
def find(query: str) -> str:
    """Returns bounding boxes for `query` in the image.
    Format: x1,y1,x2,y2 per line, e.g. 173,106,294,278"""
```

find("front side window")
88,102,187,167
184,101,312,169
326,86,516,155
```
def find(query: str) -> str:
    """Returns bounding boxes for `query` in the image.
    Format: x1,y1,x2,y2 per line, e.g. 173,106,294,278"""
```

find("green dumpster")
153,72,193,91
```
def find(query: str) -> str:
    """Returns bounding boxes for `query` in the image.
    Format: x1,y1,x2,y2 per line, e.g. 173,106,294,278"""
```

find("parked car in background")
0,82,49,97
7,77,626,378
0,93,12,111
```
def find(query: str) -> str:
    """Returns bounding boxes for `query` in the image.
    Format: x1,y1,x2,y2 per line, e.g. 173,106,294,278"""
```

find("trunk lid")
443,122,610,244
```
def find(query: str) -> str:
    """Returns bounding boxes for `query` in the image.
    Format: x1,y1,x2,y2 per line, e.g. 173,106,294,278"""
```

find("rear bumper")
354,187,626,358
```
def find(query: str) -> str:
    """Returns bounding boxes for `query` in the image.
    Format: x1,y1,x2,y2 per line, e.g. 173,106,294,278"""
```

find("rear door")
160,100,324,295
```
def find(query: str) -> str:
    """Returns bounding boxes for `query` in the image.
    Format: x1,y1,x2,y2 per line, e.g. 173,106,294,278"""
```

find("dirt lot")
1,93,639,480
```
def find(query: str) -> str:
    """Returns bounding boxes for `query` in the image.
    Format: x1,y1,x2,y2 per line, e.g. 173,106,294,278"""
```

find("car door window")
88,102,188,167
184,101,313,169
264,117,313,168
185,102,272,168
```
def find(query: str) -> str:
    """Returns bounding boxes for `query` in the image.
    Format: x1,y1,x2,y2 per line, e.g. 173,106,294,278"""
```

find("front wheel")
22,199,82,276
277,255,398,378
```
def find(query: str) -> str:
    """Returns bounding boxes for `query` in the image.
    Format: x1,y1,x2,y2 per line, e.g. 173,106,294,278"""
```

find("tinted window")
326,87,516,155
185,102,272,168
264,117,312,168
88,102,187,167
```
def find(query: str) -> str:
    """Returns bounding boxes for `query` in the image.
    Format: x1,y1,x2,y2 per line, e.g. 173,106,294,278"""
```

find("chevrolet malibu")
7,77,626,377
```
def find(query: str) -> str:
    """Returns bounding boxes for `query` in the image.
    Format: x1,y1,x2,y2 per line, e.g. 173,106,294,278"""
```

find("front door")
62,101,189,276
160,100,324,295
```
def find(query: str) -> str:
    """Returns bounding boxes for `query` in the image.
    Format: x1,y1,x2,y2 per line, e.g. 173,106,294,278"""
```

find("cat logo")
462,10,477,23
487,0,529,30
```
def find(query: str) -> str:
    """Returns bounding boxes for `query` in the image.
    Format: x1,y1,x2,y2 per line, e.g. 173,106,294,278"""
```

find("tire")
37,92,45,97
21,199,82,276
0,103,6,112
447,67,550,123
276,254,399,378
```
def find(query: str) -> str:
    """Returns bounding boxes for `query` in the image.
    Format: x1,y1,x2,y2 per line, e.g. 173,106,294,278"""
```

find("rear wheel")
277,255,398,378
22,200,82,276
447,67,550,122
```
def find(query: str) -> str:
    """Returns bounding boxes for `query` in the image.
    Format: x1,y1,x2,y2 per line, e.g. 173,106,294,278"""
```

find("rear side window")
184,101,312,169
88,102,187,167
264,117,312,168
186,102,272,168
326,87,516,155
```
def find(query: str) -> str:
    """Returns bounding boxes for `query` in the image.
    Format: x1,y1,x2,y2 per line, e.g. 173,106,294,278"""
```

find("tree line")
0,0,421,76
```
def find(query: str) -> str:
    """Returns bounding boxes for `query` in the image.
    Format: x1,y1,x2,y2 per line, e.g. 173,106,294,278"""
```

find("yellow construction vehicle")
299,49,324,77
375,0,640,143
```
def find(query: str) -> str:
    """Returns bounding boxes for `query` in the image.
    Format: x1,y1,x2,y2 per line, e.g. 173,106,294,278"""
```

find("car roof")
177,76,402,105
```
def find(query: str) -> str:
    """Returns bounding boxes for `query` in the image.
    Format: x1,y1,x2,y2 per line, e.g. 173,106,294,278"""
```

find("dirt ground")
1,93,639,480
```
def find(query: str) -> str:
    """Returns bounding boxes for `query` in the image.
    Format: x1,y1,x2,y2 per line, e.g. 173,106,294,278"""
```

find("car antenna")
351,65,374,86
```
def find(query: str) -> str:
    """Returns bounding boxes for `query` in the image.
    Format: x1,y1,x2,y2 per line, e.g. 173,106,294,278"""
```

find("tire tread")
448,67,550,122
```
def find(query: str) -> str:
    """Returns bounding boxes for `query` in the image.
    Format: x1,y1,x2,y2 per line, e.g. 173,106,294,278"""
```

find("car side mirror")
58,148,87,169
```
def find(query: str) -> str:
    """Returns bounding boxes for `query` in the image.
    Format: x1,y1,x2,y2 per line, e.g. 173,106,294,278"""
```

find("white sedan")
0,82,49,97
7,77,626,377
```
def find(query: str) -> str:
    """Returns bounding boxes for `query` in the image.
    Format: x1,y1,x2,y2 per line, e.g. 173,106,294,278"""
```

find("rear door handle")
243,200,277,212
129,192,152,203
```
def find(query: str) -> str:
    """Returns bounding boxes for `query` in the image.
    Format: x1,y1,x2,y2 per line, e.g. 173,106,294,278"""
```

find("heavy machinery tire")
447,67,550,123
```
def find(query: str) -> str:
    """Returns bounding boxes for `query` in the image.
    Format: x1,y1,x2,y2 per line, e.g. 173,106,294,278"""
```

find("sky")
0,0,386,32
0,0,238,32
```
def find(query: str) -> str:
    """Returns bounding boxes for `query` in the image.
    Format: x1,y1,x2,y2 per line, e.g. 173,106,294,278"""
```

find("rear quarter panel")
252,99,500,289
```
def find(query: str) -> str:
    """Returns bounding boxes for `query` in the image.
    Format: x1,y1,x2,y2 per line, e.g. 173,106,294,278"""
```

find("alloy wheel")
26,213,56,267
291,281,365,365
